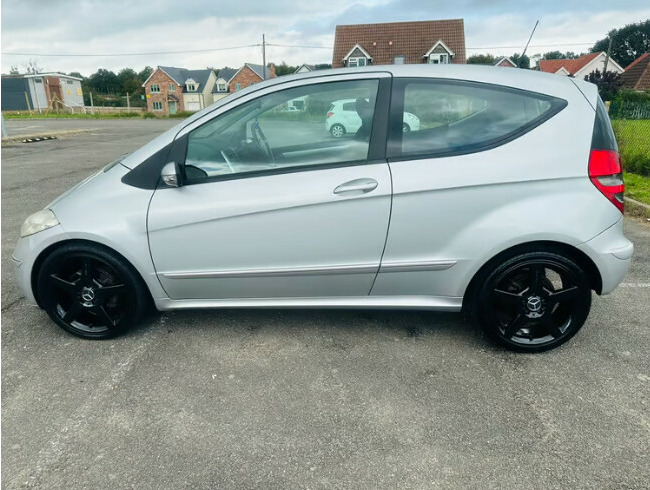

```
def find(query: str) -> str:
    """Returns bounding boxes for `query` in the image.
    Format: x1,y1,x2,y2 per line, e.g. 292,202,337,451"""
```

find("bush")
612,120,650,176
142,112,157,119
168,111,194,118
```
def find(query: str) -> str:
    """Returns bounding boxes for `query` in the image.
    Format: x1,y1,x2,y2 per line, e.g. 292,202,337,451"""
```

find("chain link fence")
609,101,650,176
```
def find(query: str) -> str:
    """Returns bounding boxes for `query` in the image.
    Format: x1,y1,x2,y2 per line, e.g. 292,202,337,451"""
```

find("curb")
1,128,97,146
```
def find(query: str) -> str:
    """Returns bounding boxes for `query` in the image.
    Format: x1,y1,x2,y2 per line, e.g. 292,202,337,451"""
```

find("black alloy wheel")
37,243,147,339
477,252,592,352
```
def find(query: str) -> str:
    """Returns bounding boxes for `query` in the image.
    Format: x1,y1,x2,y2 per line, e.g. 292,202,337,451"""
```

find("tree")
138,66,153,84
23,59,42,74
9,65,19,74
467,54,496,65
538,51,582,60
273,62,299,76
314,63,332,70
591,20,650,68
88,68,120,94
118,68,141,94
584,69,623,101
510,53,530,69
68,71,84,79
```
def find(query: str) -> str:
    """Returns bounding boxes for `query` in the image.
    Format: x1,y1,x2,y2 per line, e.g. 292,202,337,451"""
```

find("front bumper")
577,217,633,295
12,225,68,306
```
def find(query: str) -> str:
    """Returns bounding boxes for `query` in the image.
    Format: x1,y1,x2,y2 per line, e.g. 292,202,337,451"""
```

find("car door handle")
333,178,378,195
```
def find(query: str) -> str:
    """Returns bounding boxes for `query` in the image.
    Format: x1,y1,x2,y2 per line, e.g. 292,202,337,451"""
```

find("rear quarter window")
388,78,567,159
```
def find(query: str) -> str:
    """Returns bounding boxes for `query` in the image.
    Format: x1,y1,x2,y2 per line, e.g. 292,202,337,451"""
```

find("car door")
147,74,392,301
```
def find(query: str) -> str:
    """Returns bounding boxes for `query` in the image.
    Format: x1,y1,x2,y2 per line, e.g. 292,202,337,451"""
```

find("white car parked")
326,98,421,137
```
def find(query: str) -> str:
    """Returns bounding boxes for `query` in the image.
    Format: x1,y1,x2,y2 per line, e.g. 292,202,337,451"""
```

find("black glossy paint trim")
386,77,568,163
121,135,188,190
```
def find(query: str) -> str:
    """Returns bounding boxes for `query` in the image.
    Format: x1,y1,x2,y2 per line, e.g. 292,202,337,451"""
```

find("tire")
476,251,591,352
330,123,346,138
36,243,148,339
402,123,411,133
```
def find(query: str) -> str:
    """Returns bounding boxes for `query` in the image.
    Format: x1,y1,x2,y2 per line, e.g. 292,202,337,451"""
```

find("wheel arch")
30,238,154,308
462,240,603,313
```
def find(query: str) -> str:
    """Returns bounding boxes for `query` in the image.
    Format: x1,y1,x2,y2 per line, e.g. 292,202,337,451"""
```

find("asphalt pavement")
1,119,649,489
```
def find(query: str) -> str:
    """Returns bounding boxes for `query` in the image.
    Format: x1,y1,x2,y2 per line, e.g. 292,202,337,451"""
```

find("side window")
184,79,379,182
388,79,567,159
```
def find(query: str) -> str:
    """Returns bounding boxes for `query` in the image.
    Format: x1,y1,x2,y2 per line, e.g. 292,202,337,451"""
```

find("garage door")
186,102,201,112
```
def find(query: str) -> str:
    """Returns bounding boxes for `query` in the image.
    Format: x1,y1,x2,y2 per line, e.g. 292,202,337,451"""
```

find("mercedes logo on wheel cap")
526,296,542,312
81,287,95,303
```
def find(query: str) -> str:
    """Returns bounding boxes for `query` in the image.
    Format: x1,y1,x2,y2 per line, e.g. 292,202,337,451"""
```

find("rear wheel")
330,123,345,138
37,243,147,339
477,252,591,352
402,123,411,133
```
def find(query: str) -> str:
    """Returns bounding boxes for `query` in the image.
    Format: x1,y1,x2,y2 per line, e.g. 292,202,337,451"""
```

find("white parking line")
619,283,650,287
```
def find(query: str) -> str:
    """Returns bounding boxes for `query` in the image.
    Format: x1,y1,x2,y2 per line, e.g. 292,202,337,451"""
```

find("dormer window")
423,40,454,65
342,43,373,68
217,80,227,92
185,78,197,92
428,53,449,64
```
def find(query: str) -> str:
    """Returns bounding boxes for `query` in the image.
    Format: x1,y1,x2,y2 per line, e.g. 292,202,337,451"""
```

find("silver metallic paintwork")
12,64,633,313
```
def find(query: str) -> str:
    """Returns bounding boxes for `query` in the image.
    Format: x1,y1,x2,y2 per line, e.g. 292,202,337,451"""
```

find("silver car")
13,65,633,352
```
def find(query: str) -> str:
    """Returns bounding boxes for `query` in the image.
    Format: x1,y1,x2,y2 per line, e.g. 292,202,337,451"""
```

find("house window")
169,84,175,91
428,54,449,64
66,80,74,84
153,101,163,111
348,57,367,68
187,83,196,91
150,84,160,93
218,82,227,92
35,78,43,83
235,82,242,91
394,55,406,64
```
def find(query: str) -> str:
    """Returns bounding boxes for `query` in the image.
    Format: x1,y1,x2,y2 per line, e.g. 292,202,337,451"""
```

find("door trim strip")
161,259,456,280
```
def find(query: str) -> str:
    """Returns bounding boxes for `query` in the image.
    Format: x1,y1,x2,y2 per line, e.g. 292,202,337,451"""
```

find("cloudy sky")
1,0,649,75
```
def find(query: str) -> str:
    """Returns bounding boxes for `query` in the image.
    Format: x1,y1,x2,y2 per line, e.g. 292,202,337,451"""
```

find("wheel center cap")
80,287,95,305
526,295,542,313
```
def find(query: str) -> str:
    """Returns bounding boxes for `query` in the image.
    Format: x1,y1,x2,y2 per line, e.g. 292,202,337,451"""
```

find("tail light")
326,112,334,118
588,149,624,213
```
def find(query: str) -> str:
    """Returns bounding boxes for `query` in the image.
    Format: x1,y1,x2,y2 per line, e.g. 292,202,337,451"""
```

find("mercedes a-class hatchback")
13,65,633,352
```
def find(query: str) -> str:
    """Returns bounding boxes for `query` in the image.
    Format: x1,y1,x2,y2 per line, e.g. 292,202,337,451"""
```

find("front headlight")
20,209,59,238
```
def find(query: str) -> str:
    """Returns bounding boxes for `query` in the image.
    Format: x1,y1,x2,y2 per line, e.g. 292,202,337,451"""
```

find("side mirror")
161,161,183,188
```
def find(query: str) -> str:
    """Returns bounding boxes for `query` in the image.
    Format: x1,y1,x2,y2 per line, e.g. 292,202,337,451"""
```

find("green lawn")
612,119,650,176
624,172,650,205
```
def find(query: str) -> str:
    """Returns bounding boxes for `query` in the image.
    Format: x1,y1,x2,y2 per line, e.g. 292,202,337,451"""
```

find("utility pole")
520,19,539,68
603,37,613,73
1,113,7,138
262,34,267,80
126,92,130,110
89,92,94,114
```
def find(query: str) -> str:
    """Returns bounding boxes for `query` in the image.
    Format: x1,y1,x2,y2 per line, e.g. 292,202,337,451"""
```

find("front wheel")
37,243,148,339
402,123,411,133
476,252,591,352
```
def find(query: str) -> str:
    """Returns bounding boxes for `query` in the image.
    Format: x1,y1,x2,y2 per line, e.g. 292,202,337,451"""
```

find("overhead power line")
1,44,262,57
1,40,598,58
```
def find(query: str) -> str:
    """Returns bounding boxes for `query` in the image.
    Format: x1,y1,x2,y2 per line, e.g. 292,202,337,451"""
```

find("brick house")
621,53,650,91
227,63,276,93
142,66,217,115
538,52,624,78
494,57,517,68
332,19,466,68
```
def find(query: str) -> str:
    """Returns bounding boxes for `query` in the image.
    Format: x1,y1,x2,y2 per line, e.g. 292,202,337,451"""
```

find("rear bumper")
577,217,633,294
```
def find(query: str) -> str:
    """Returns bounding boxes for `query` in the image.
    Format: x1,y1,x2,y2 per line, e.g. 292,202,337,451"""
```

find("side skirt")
154,295,463,312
